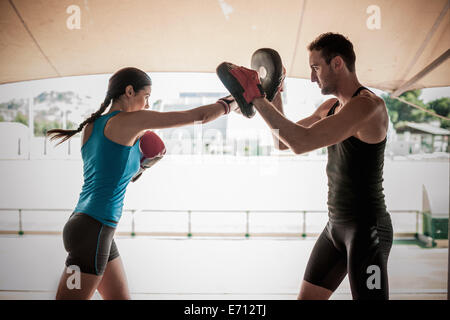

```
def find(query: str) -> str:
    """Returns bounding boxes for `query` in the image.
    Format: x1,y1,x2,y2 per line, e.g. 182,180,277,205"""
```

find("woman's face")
125,85,152,111
136,85,152,111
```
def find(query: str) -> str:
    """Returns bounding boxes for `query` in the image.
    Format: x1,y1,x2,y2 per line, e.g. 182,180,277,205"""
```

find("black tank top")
326,87,388,222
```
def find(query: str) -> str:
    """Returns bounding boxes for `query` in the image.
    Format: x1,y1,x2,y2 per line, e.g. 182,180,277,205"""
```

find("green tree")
381,89,446,128
67,120,76,130
427,97,450,129
2,100,25,110
14,111,28,126
33,119,77,136
0,114,4,122
34,119,62,136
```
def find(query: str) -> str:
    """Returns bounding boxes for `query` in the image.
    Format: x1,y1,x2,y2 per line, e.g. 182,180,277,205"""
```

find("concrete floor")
0,235,447,300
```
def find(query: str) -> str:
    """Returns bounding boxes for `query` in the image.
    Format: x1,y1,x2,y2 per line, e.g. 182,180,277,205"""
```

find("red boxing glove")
131,131,166,182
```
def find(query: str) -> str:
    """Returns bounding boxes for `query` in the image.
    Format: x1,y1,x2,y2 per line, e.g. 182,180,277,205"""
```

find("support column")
28,96,34,160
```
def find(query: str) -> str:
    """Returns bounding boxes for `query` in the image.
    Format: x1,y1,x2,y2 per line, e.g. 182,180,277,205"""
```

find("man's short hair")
307,33,356,72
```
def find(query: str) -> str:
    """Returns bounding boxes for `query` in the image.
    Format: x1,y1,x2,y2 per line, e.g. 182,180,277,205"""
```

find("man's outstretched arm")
271,94,338,150
253,96,380,154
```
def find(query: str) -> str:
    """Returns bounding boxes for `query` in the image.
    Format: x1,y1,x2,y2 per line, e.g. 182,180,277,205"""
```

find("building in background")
395,122,449,154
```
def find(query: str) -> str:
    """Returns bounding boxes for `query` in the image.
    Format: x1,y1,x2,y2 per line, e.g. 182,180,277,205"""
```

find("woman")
47,67,236,299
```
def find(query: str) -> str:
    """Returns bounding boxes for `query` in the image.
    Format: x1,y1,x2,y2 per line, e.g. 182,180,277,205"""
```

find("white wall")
0,156,447,213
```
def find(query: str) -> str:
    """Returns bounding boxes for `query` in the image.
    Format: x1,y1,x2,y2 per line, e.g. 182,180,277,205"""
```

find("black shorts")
63,212,120,275
303,214,393,300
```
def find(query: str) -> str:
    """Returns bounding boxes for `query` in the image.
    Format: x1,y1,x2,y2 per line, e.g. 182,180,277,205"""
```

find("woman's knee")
298,280,333,300
56,267,103,300
97,257,130,300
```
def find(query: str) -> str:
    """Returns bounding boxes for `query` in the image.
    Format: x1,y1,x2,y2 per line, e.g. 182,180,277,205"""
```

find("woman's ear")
125,85,135,97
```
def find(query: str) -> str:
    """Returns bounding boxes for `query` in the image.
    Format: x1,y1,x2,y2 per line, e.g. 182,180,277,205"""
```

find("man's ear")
331,56,344,71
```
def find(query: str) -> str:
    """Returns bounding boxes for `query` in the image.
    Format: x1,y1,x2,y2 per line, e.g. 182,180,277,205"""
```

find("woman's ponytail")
46,67,151,146
46,95,112,146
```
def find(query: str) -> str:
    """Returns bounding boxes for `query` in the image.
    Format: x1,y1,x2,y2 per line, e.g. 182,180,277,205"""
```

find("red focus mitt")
250,48,284,101
216,63,265,118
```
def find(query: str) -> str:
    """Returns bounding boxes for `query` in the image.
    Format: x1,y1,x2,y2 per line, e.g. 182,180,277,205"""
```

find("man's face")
309,49,336,95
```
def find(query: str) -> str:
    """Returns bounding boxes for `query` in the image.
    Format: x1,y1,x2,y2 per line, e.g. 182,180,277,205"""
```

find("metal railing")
0,208,422,239
5,136,449,160
4,137,276,158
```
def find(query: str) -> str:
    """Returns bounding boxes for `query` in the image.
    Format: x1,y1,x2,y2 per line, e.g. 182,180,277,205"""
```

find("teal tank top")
74,111,141,227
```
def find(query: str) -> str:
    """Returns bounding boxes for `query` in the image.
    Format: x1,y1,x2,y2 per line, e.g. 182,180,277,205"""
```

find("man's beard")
320,77,336,95
320,69,337,95
321,84,334,95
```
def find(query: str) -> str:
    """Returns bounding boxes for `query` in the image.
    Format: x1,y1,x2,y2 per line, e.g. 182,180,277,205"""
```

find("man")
218,33,393,300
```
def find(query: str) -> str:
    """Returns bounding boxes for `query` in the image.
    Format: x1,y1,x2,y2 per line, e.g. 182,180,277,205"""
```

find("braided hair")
47,67,151,145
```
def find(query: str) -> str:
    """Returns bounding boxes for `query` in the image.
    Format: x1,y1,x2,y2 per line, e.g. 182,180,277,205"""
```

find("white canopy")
1,0,449,95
